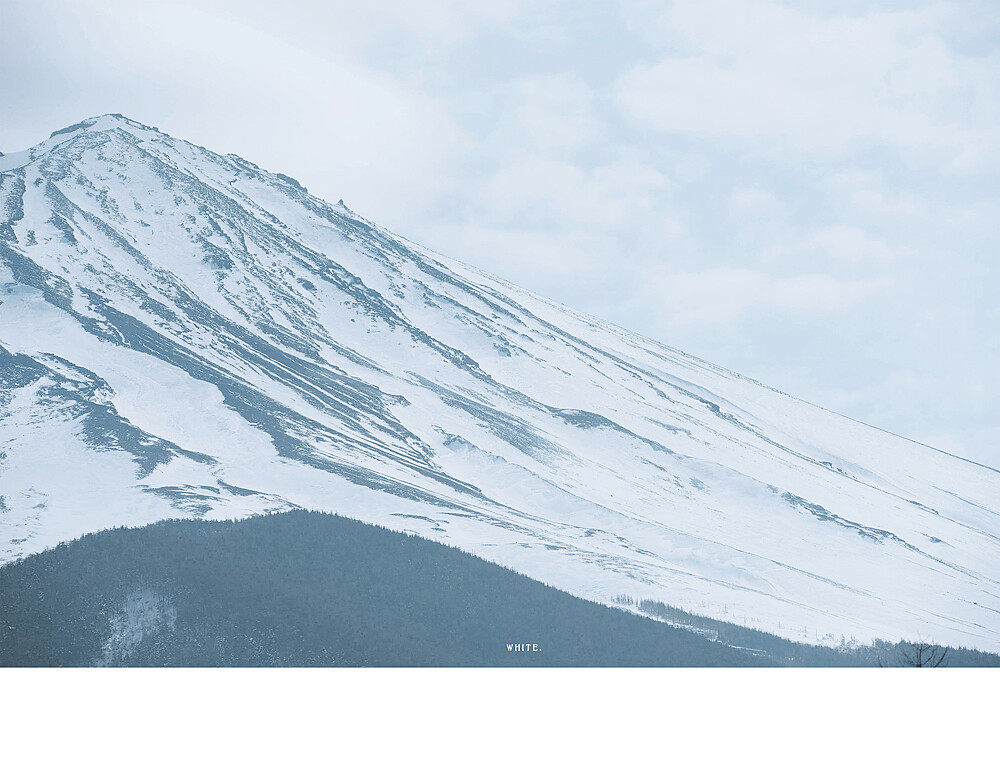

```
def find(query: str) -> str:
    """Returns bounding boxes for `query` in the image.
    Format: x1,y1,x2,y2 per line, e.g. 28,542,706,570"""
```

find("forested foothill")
1,511,996,667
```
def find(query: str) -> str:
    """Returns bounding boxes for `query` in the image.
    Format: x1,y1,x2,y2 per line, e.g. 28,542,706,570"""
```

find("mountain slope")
2,114,999,651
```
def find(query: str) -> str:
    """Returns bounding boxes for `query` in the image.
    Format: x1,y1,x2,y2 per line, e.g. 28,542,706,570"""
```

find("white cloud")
646,267,893,326
731,187,783,215
615,0,1000,160
807,225,907,264
824,170,920,217
188,0,527,56
728,187,788,236
476,153,668,229
516,76,599,152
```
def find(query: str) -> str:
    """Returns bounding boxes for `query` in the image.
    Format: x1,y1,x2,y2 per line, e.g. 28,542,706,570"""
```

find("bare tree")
897,641,949,668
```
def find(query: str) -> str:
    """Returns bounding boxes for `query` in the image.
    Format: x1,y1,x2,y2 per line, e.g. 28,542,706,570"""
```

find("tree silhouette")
897,641,949,668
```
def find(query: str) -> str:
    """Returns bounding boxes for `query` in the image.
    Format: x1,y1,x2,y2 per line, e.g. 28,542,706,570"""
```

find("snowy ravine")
2,115,998,652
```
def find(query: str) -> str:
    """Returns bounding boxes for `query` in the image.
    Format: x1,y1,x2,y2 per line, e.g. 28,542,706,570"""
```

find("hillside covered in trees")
1,511,996,667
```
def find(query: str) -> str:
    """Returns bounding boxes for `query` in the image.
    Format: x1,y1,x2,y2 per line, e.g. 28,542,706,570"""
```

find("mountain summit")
2,116,998,651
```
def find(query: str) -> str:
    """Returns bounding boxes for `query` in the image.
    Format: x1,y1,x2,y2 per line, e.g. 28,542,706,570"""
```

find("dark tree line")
1,511,996,667
0,511,765,667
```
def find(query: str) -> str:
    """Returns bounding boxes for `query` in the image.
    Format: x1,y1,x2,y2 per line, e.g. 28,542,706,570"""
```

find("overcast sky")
2,0,998,468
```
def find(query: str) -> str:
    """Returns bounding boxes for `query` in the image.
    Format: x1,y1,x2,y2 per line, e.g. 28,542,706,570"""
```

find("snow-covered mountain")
2,114,998,652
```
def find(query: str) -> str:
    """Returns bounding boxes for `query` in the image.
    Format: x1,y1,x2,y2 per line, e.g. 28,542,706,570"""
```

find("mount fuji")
2,114,998,653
